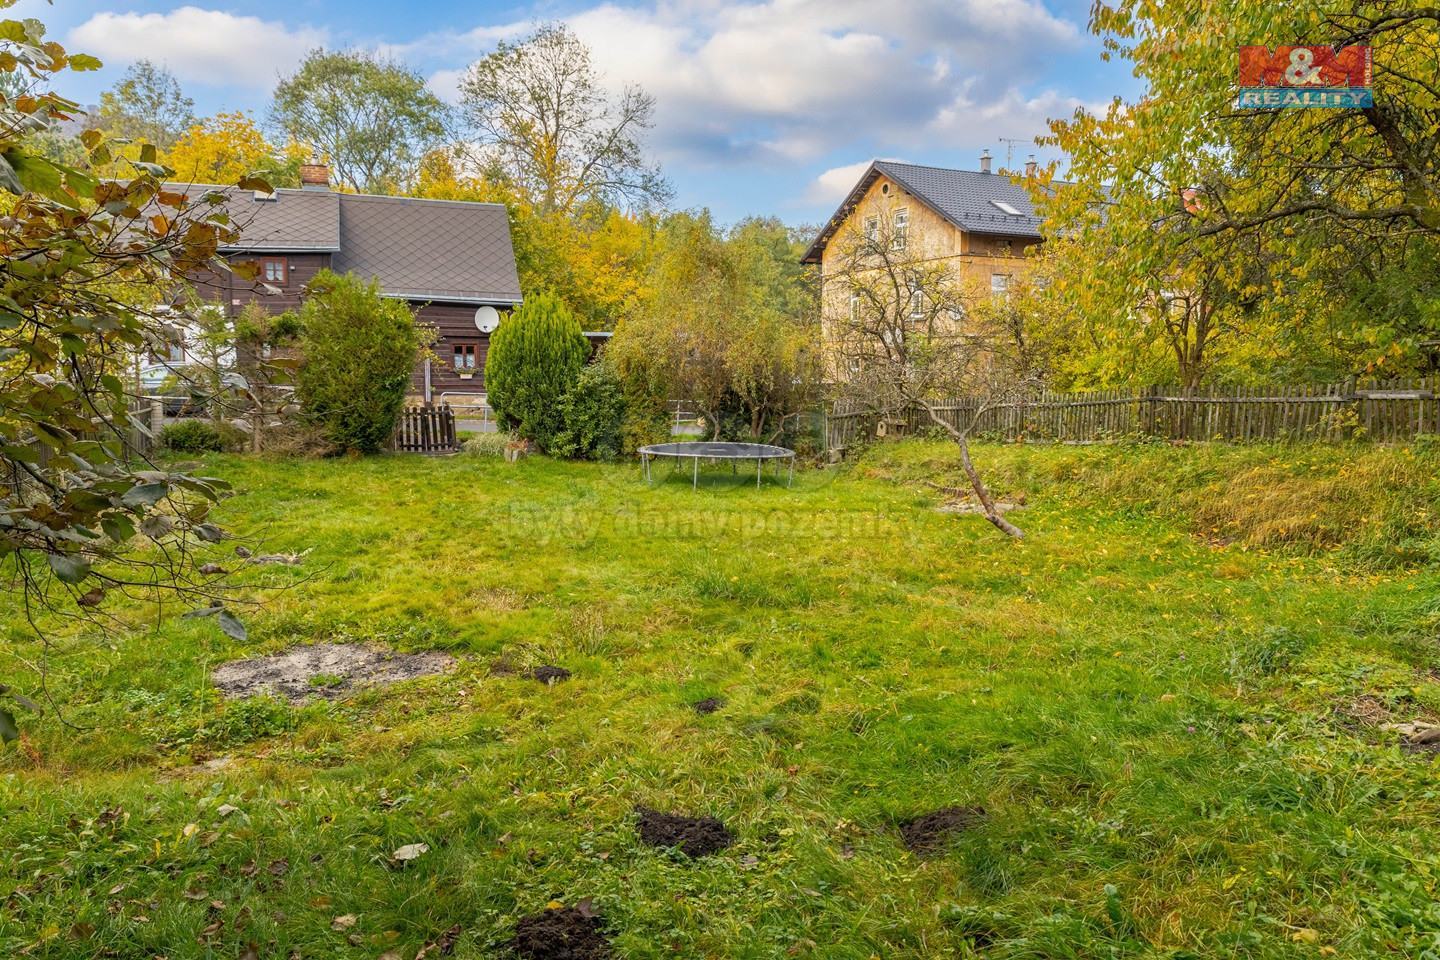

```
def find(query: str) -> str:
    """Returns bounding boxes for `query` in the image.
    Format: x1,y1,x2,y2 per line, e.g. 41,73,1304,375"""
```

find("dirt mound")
211,643,453,703
511,907,609,959
635,806,734,857
691,697,724,714
533,665,572,684
900,806,985,854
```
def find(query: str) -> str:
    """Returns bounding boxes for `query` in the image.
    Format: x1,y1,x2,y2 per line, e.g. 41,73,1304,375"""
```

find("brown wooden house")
183,164,524,403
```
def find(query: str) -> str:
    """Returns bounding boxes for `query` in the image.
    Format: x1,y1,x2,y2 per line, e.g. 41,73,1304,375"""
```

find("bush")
484,292,590,450
551,364,625,460
460,432,512,457
294,271,424,454
160,419,222,453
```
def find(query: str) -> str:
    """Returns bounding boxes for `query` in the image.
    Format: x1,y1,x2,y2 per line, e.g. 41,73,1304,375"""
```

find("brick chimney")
1024,155,1037,177
300,163,330,191
980,149,992,174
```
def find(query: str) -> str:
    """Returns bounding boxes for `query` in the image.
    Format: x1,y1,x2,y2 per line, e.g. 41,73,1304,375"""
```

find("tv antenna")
999,137,1032,169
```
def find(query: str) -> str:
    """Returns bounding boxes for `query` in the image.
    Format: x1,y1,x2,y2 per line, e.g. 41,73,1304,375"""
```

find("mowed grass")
4,440,1440,958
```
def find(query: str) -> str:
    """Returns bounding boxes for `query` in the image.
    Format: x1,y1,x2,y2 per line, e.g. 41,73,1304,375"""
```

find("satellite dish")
474,305,500,334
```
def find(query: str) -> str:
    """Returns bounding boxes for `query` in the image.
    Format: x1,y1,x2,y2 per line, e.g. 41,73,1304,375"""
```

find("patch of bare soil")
900,806,985,854
635,807,734,857
211,643,453,703
934,499,1023,515
510,906,609,959
691,697,724,715
533,665,571,684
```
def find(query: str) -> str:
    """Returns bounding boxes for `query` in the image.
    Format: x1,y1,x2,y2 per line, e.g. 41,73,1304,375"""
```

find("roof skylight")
990,199,1023,216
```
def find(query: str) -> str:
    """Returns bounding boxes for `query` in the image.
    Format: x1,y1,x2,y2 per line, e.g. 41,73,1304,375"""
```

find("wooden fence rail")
827,377,1440,451
393,404,457,454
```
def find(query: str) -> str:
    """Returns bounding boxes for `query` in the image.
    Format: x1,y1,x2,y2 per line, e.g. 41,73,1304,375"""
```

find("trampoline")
639,441,795,490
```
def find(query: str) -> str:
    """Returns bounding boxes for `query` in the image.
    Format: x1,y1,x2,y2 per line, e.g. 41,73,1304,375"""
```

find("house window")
991,274,1010,300
453,343,478,370
996,240,1012,256
863,216,879,241
891,208,908,250
907,279,924,319
850,292,863,322
262,258,287,284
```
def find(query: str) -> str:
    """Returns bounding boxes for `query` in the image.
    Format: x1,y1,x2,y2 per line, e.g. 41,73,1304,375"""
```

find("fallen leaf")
68,922,95,940
1291,928,1319,943
839,845,855,860
740,855,759,869
240,943,260,960
496,832,512,846
545,900,565,910
77,587,105,607
198,918,224,941
330,914,357,931
801,887,821,897
108,883,127,895
574,898,599,918
240,860,258,878
392,843,429,862
414,924,461,958
268,859,289,876
308,895,332,909
216,804,239,817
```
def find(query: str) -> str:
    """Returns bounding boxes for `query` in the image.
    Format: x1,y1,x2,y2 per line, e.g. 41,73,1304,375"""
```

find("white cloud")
805,157,902,205
68,7,327,89
555,0,1081,166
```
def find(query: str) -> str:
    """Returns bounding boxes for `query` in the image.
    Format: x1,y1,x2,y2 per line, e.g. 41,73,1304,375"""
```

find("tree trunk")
956,433,1024,539
915,400,1024,539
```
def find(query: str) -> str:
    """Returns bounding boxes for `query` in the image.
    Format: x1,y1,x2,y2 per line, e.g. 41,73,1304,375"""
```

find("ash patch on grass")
636,807,735,857
900,806,985,854
212,643,453,703
691,697,724,714
511,907,609,959
533,665,572,684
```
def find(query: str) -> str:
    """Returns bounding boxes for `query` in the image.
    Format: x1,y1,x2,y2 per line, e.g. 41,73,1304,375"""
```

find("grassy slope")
3,442,1439,958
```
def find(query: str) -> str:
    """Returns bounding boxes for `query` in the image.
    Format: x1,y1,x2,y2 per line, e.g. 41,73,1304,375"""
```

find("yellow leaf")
546,900,565,910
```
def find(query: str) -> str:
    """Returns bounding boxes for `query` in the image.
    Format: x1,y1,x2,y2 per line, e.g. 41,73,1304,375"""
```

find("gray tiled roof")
875,161,1043,238
165,184,522,304
802,160,1047,263
332,194,521,305
171,184,341,252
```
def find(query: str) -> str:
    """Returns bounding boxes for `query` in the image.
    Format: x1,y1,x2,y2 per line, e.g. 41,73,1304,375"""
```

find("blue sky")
18,0,1142,224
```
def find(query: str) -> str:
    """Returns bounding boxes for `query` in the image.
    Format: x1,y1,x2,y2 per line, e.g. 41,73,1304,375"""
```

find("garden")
5,440,1440,957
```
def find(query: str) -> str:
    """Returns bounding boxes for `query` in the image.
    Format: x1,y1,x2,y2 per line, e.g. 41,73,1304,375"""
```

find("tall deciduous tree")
1039,3,1440,383
609,212,820,442
99,59,195,151
165,111,308,189
826,210,1025,538
270,49,449,193
0,18,264,737
458,22,671,216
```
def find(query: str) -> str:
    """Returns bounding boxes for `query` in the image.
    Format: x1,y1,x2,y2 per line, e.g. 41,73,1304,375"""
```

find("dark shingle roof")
332,194,521,305
166,184,521,304
802,160,1046,264
177,185,341,252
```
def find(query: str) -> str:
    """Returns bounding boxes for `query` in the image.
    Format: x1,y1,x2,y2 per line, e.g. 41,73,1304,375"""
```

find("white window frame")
891,208,908,250
850,292,863,323
907,279,924,319
863,215,879,241
991,273,1010,300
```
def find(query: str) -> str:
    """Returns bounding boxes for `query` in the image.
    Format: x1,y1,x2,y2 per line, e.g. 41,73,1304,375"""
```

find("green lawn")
4,441,1440,958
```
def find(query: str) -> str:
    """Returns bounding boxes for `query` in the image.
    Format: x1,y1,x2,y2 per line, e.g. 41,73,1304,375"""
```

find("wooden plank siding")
191,252,335,317
410,302,500,398
827,378,1440,451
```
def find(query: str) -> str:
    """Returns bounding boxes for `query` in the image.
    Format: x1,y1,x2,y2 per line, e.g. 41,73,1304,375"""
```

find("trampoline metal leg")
757,457,761,489
693,455,698,491
788,457,794,487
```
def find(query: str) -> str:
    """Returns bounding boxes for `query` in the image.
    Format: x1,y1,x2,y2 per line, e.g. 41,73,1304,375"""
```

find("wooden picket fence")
393,404,457,454
827,377,1440,450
